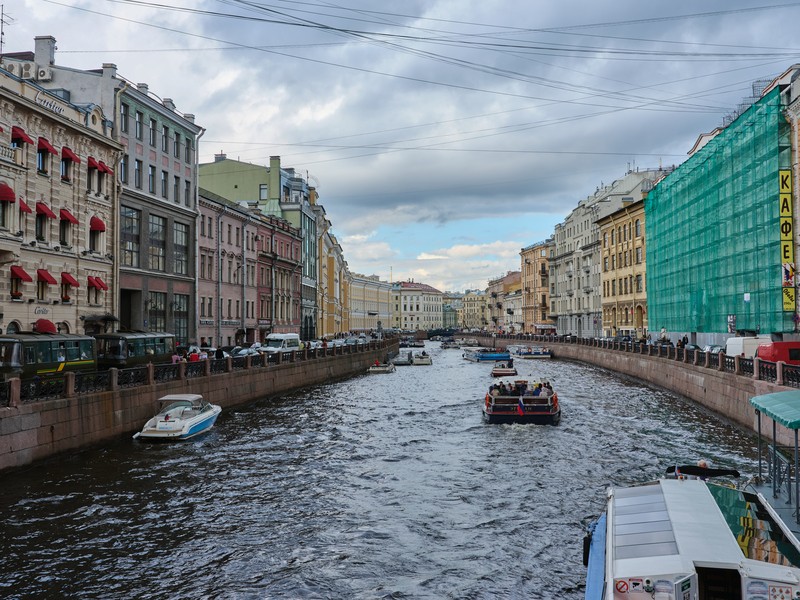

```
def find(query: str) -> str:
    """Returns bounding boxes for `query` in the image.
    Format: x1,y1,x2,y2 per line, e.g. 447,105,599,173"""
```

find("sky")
9,1,800,293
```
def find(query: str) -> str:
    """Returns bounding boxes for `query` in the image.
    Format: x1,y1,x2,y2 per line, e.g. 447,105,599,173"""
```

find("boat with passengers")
583,462,800,600
463,348,511,362
510,345,551,359
482,376,559,424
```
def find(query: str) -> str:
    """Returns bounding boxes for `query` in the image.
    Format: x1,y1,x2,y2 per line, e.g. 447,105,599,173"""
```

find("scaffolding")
647,87,794,335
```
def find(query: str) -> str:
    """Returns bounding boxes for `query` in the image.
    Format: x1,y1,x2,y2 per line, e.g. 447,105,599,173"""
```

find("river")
0,342,760,599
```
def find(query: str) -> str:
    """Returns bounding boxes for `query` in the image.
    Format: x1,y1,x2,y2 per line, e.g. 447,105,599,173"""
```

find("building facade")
461,290,486,330
391,281,443,332
520,238,555,334
0,66,119,336
349,273,392,334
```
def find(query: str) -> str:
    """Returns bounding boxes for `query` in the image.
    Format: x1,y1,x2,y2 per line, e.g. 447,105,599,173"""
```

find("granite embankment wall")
0,341,396,473
481,336,792,444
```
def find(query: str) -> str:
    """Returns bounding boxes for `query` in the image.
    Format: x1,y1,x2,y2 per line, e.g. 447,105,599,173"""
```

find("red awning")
98,161,113,174
87,276,99,289
94,276,108,291
10,265,32,282
87,156,99,170
18,198,32,214
61,147,81,163
37,137,57,155
37,269,57,285
35,202,57,219
0,182,15,202
11,126,33,144
90,216,106,232
33,319,57,334
59,208,79,224
61,272,79,287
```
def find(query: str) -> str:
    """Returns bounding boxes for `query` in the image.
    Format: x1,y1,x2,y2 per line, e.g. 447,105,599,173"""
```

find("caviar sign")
781,170,795,311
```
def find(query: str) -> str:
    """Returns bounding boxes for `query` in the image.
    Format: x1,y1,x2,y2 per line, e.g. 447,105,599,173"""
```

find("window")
200,255,206,279
161,170,168,198
636,247,642,264
120,206,140,268
119,154,128,184
184,180,191,206
174,222,189,275
173,294,189,345
35,212,48,242
148,165,155,193
635,219,641,237
174,133,181,158
636,274,643,293
60,157,72,182
148,214,166,271
134,159,142,189
37,146,51,175
259,184,268,201
161,125,169,152
148,292,166,332
208,216,213,238
135,111,143,140
120,102,129,134
149,118,157,146
173,176,179,203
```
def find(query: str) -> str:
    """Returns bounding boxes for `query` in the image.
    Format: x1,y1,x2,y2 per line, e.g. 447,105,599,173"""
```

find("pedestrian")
215,347,224,360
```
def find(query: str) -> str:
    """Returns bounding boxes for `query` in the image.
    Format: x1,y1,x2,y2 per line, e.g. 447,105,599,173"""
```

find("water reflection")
0,344,759,599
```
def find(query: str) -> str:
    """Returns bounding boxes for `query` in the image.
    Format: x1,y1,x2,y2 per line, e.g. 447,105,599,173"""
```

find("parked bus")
94,332,177,369
0,333,96,381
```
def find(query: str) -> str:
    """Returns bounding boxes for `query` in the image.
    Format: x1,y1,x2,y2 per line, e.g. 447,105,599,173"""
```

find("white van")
261,333,301,354
724,335,772,359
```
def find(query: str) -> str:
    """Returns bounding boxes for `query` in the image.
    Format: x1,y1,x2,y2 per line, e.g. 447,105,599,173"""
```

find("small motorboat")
391,351,413,366
482,377,559,424
490,360,517,377
411,351,432,365
133,393,222,441
368,362,396,373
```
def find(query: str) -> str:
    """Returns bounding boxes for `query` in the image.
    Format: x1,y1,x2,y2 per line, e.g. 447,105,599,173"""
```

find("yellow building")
521,238,555,334
461,290,486,330
598,198,647,339
349,273,392,333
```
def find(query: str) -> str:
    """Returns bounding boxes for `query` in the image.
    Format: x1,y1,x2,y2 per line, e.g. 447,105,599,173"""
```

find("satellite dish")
308,174,321,189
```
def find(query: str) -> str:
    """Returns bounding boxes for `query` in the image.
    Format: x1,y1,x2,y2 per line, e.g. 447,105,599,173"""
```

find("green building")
646,83,794,340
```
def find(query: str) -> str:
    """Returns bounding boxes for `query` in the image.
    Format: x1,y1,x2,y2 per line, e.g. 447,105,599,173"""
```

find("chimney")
102,63,117,80
137,83,149,94
184,113,195,123
214,152,226,162
34,36,57,66
163,98,176,111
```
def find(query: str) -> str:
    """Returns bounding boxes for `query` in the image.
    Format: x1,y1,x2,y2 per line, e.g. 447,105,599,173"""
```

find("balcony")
566,289,574,297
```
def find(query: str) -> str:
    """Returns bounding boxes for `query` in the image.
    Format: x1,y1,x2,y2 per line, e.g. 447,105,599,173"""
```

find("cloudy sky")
12,1,800,292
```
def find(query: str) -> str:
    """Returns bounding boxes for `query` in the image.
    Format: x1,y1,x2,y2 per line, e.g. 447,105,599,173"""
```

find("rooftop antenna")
0,5,14,57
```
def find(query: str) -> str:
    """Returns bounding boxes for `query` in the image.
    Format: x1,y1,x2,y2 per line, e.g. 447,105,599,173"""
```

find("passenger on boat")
532,384,542,396
374,359,381,366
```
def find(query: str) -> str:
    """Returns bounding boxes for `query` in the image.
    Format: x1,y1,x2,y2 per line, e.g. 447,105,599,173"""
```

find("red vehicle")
755,341,800,365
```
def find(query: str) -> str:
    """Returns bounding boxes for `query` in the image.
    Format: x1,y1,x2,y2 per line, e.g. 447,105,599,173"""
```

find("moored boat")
368,362,396,373
482,377,559,424
391,351,413,366
463,348,511,362
133,393,222,441
510,345,552,359
583,464,800,600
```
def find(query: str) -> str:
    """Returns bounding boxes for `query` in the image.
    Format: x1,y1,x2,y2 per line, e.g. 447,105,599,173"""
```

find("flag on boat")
517,397,525,416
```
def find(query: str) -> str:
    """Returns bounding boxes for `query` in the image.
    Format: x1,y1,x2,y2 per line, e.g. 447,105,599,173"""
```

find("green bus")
0,333,96,381
94,332,177,369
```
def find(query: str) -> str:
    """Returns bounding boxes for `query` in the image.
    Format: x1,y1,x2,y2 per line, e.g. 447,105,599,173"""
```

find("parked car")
683,343,702,352
702,345,723,354
344,337,366,346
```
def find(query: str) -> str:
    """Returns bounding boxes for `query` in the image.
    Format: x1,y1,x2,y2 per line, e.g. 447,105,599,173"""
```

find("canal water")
0,343,759,599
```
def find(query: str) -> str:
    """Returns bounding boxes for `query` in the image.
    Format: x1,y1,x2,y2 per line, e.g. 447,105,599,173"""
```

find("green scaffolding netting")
646,87,795,334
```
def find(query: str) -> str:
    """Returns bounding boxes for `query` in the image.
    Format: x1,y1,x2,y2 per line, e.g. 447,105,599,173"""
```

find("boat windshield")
708,484,800,567
158,400,194,415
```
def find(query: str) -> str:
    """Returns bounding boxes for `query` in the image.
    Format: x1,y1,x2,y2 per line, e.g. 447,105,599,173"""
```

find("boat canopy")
750,390,800,429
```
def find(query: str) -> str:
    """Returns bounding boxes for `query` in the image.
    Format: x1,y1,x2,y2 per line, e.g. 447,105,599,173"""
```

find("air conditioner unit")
36,68,53,81
1,62,14,74
20,62,34,80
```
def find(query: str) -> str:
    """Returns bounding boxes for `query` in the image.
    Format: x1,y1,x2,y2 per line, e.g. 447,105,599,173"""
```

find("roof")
750,390,800,429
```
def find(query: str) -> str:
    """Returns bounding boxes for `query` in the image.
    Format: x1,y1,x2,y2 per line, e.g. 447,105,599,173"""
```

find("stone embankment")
0,340,396,473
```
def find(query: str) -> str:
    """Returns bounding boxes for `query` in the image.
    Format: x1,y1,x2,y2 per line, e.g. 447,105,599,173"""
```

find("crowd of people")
489,380,554,397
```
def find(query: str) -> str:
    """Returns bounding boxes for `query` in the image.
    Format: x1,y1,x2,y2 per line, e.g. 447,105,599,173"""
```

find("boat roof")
610,478,800,582
491,376,549,386
750,390,800,429
159,393,204,404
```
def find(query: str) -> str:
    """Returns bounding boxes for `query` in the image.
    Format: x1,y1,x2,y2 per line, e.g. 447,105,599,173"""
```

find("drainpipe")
216,212,222,347
193,127,205,346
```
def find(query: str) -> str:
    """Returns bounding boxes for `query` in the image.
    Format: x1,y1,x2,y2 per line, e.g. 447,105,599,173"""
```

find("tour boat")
411,351,432,365
133,393,222,441
511,345,552,359
583,464,800,600
367,362,396,373
482,376,559,424
463,348,511,362
490,361,517,377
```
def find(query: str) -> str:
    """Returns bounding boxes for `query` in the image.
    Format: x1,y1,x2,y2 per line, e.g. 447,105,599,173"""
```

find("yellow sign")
780,170,792,194
781,193,793,217
779,170,795,312
784,287,796,311
782,241,795,263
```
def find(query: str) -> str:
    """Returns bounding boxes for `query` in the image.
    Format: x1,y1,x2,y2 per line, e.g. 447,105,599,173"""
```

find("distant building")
461,290,486,330
520,239,555,334
349,274,392,334
486,271,520,332
391,280,443,331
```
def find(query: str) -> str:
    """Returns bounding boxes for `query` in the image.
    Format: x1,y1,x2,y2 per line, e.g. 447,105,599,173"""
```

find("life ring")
485,394,490,409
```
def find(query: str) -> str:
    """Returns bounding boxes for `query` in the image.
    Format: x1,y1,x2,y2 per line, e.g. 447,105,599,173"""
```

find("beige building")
391,280,443,332
349,273,392,334
486,271,520,332
0,68,119,336
461,290,486,330
318,222,348,339
598,197,648,339
521,238,555,334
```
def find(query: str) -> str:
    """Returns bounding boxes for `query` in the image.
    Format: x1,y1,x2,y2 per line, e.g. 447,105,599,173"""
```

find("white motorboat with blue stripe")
134,393,222,441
